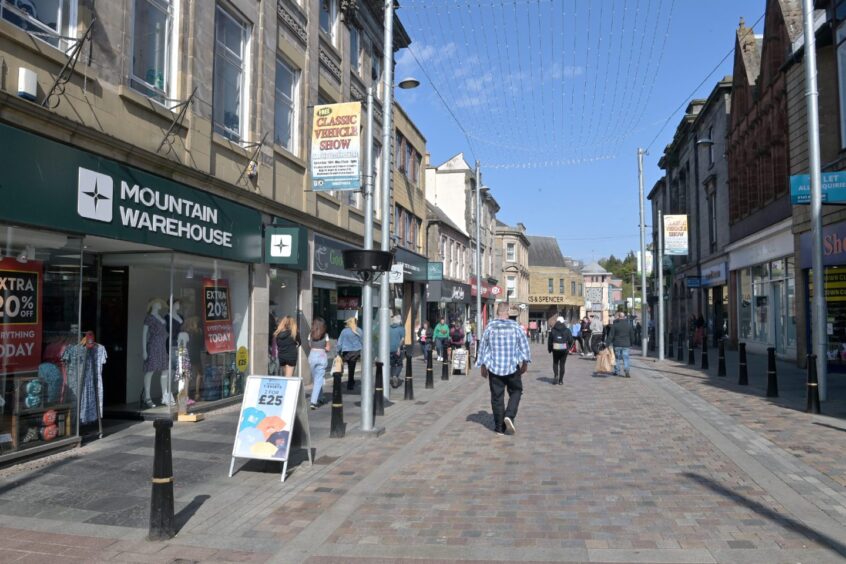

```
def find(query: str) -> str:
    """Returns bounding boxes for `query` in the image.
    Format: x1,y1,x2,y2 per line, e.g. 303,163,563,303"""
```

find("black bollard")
404,348,414,400
148,418,175,541
717,339,726,377
766,347,778,398
701,344,709,370
677,336,684,362
806,354,821,414
441,354,449,381
738,342,748,386
330,371,345,438
425,347,434,389
374,361,384,418
688,334,695,365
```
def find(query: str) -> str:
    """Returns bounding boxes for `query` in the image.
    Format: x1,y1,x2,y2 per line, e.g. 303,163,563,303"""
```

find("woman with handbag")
337,317,362,390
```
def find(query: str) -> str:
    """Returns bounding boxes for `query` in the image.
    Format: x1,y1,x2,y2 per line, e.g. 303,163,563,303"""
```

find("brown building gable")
727,0,792,242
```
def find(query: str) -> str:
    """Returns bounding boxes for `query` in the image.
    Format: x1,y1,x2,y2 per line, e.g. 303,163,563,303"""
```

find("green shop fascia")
0,123,266,460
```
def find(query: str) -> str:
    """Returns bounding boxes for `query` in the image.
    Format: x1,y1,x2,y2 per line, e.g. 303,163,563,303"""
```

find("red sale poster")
0,258,43,374
202,277,236,354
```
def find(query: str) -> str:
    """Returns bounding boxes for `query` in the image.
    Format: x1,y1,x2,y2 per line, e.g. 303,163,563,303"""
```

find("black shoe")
558,380,564,385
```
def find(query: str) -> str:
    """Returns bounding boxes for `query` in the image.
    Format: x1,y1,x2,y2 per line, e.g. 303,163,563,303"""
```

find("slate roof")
527,236,566,267
582,262,609,275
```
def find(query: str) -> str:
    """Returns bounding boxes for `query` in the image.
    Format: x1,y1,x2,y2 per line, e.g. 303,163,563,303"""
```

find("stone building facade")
495,221,530,325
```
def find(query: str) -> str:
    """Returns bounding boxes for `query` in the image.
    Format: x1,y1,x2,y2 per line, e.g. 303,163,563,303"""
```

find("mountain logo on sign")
270,234,292,258
77,167,113,223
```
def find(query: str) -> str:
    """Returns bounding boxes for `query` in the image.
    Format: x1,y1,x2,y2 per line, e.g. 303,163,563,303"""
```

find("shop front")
729,219,795,356
312,235,362,338
426,280,472,326
0,123,263,461
700,260,728,347
799,220,846,371
393,248,428,346
469,276,503,330
264,224,308,372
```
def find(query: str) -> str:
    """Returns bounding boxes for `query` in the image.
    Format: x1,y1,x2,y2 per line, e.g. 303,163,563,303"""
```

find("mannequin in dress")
142,298,170,408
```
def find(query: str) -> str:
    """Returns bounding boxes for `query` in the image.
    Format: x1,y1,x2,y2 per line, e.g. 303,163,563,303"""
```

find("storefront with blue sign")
312,235,363,338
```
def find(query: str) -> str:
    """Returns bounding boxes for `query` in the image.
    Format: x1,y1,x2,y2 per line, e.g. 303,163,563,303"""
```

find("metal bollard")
688,334,695,365
374,361,384,418
717,339,726,377
148,418,175,541
330,371,345,438
701,343,709,370
404,348,414,400
738,342,748,386
441,354,449,381
766,347,778,398
806,354,821,414
425,347,434,389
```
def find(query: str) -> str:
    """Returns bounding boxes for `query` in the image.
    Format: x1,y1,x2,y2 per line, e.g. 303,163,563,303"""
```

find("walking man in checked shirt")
476,302,531,436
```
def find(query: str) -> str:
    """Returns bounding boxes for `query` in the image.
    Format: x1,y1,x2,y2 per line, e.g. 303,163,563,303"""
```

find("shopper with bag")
608,311,636,378
337,317,362,390
547,316,573,385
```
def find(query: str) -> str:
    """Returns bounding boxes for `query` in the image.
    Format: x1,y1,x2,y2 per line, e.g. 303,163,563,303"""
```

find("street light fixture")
398,76,420,90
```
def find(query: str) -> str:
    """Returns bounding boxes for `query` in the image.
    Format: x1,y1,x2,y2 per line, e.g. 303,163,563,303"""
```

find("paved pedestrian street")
1,343,846,563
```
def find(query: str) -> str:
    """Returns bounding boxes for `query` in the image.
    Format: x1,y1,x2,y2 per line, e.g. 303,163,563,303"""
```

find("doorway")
99,267,129,406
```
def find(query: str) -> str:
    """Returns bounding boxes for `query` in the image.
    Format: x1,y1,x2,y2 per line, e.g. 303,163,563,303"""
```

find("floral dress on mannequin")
143,314,169,372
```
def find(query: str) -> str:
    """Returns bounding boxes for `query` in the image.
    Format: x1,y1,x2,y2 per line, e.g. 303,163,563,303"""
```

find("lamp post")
475,164,484,347
637,148,649,355
360,86,376,431
377,0,419,400
802,0,828,400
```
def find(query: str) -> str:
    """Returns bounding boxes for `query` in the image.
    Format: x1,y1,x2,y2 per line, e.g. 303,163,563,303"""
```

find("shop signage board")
790,172,846,204
470,276,503,299
686,276,702,288
265,226,308,269
528,295,573,304
310,102,362,191
663,215,688,256
427,262,444,281
0,259,43,373
229,375,312,483
236,346,249,373
808,270,846,302
799,220,846,268
0,124,263,262
313,235,360,282
389,263,404,284
393,248,428,281
203,278,236,354
700,263,727,287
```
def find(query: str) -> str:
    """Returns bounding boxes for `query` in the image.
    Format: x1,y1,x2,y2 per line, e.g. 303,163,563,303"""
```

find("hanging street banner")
0,258,43,374
310,102,361,191
663,215,689,256
203,278,236,354
790,171,846,204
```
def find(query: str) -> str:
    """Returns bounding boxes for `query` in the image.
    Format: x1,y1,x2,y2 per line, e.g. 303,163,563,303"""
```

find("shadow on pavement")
465,410,493,431
684,472,846,558
536,376,557,385
0,456,75,494
175,494,210,533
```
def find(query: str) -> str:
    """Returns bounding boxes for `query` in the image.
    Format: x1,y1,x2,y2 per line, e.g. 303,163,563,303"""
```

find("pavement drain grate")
170,560,200,564
727,540,756,549
315,487,334,493
314,456,339,465
384,493,404,498
339,471,355,475
415,401,428,405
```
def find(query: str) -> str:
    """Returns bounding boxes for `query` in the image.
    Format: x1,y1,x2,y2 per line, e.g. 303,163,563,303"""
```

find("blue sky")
393,0,766,263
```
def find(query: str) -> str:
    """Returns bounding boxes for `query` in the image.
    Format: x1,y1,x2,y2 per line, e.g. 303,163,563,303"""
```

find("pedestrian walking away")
547,316,573,385
389,315,406,388
417,321,432,361
274,316,301,377
608,311,635,377
308,318,332,409
337,317,362,390
433,317,449,361
570,319,582,354
476,302,531,436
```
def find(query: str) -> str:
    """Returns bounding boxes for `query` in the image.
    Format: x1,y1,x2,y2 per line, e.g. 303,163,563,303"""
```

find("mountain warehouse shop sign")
0,123,262,262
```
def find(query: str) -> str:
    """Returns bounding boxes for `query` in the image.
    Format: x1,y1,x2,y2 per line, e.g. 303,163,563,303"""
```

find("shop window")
319,0,337,44
130,0,177,104
739,268,752,341
274,57,299,154
0,225,83,459
405,143,412,179
213,4,250,142
0,0,76,50
507,275,516,299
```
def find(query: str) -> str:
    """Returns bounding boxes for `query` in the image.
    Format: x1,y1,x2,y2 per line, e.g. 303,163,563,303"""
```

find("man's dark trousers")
488,372,523,432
